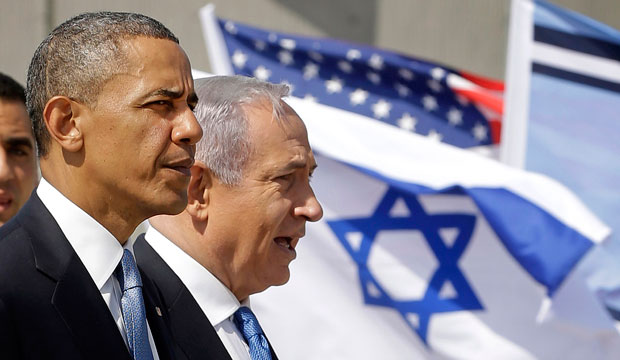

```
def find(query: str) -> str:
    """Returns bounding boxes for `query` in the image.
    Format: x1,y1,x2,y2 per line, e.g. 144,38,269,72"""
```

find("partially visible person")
0,72,37,226
0,12,202,360
135,75,323,360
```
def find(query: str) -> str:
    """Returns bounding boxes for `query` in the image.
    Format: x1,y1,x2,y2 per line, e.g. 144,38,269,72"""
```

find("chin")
141,202,185,222
153,191,188,215
272,270,291,287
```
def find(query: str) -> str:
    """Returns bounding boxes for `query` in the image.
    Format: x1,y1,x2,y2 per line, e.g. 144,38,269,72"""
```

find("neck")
150,214,251,301
41,159,141,243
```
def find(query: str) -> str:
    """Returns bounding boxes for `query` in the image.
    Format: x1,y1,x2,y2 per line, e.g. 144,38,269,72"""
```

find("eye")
154,100,171,106
275,173,294,182
146,100,174,110
8,146,31,157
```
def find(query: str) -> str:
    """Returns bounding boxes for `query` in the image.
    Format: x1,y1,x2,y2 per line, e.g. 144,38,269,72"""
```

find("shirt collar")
145,224,242,325
37,178,128,290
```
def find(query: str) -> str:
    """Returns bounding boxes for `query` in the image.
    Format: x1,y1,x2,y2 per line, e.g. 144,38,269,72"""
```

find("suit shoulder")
0,218,32,257
0,220,36,287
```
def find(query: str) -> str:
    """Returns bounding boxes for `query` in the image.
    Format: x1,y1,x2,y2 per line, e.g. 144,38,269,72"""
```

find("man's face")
79,37,202,219
0,100,37,226
206,101,323,298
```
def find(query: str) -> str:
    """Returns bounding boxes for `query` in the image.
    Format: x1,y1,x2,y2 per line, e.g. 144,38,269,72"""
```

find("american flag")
210,16,504,148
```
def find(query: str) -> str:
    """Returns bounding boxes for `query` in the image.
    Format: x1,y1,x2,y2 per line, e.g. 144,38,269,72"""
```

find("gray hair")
26,11,179,157
193,75,290,185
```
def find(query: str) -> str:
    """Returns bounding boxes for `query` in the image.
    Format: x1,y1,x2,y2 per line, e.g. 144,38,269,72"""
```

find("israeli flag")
197,4,620,358
248,96,618,359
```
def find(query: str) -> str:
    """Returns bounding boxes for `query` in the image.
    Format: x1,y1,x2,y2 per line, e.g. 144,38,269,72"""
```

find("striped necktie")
115,249,155,360
233,306,273,360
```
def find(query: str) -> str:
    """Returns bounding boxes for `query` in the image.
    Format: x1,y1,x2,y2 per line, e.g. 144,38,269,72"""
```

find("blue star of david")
327,186,483,345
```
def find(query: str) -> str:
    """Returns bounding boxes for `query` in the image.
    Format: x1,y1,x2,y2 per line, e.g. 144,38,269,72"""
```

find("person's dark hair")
26,11,179,157
0,72,26,104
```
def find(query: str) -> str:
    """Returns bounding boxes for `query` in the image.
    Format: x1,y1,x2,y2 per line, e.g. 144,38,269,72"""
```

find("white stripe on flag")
532,42,620,83
285,96,610,243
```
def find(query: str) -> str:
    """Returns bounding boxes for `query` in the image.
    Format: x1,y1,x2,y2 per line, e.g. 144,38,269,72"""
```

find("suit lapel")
52,256,132,359
169,288,233,360
266,336,279,360
135,236,232,360
142,269,177,360
23,194,131,360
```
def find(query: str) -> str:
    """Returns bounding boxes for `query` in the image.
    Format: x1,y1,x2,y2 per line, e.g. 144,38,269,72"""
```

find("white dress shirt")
145,224,252,360
37,178,160,359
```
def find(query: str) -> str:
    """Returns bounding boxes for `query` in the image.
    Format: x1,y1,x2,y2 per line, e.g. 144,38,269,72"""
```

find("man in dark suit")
0,12,202,360
135,75,323,360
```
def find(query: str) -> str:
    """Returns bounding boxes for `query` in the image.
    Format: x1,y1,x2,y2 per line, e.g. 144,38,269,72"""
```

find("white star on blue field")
218,18,496,148
327,187,484,345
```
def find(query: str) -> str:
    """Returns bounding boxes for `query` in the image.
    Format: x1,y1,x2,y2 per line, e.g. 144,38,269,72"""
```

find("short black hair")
0,72,26,104
26,11,179,157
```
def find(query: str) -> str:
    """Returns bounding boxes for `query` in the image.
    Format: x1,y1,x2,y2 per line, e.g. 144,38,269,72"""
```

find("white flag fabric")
197,4,620,358
250,97,619,359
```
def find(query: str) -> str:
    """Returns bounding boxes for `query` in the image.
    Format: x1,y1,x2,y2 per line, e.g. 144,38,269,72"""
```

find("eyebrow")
140,88,198,105
282,158,318,174
4,136,34,149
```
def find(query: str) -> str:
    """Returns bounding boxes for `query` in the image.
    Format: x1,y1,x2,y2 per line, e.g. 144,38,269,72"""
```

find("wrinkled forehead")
245,99,309,139
98,37,194,99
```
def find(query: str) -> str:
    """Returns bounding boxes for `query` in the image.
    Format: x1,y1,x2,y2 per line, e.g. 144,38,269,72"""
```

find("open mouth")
274,236,294,250
0,198,12,212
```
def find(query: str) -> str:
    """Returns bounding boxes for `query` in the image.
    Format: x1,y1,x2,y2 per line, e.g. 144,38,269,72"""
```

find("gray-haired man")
135,75,323,360
0,12,202,360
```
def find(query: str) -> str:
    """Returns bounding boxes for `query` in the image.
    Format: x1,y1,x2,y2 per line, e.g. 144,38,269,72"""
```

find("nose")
172,109,203,146
0,148,14,182
294,185,323,222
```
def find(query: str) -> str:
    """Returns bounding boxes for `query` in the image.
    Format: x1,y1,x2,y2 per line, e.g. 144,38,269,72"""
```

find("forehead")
243,100,314,171
0,100,32,138
98,37,193,99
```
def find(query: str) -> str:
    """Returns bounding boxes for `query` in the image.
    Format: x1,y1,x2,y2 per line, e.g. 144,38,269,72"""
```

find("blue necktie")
233,306,273,360
115,249,155,360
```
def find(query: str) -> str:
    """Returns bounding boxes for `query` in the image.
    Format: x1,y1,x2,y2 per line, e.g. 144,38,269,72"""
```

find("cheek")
265,196,294,223
130,122,172,164
143,120,173,149
12,160,37,185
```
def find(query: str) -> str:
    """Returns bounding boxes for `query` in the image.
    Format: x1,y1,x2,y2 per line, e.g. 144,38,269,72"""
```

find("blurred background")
2,0,619,84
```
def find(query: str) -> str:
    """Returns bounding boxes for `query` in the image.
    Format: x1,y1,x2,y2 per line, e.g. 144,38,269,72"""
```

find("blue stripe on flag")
532,63,620,93
322,153,594,295
469,188,593,295
534,25,620,61
534,0,620,47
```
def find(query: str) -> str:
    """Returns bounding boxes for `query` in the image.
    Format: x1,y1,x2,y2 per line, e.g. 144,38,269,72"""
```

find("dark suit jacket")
134,235,279,360
0,193,178,359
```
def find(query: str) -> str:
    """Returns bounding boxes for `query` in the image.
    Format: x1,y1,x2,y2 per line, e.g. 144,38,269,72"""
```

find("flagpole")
500,0,534,168
199,3,234,75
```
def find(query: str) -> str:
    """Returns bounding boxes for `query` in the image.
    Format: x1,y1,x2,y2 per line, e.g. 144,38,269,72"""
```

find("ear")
42,96,85,153
186,161,211,221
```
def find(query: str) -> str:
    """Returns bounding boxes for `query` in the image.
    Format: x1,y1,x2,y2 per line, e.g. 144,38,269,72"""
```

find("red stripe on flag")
453,88,504,115
488,118,502,144
459,71,505,91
